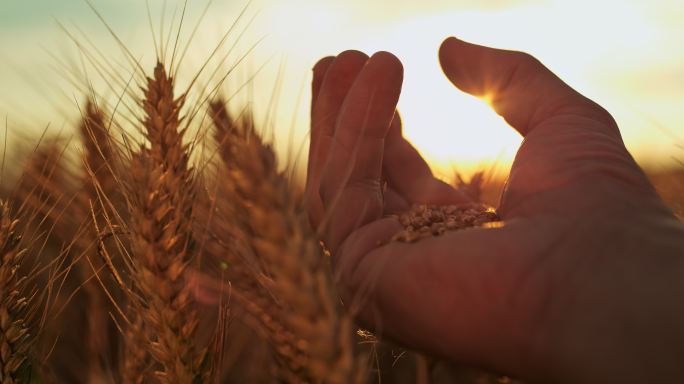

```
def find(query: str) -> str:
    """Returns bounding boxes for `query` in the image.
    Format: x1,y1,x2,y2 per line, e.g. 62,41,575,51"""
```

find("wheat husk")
209,99,364,384
121,63,206,383
0,201,33,384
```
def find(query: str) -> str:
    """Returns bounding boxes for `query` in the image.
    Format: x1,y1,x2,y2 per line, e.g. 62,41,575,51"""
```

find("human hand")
307,37,684,384
306,50,471,248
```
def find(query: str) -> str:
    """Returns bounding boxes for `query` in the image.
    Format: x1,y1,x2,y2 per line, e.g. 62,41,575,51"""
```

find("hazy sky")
0,0,682,176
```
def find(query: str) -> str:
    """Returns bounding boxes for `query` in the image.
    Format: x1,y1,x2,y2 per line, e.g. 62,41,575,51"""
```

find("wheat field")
0,4,682,384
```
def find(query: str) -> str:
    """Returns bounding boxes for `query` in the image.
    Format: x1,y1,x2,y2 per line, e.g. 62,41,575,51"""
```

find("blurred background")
0,0,682,179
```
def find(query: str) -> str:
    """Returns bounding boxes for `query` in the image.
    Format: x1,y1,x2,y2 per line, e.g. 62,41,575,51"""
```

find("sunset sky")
0,0,682,177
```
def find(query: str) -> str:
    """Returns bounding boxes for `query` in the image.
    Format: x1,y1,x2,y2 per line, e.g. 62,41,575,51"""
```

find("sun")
354,16,524,177
397,76,521,177
254,6,528,177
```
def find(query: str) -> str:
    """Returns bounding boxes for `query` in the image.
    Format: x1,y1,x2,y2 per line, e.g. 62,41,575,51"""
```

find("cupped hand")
306,38,684,384
306,50,470,248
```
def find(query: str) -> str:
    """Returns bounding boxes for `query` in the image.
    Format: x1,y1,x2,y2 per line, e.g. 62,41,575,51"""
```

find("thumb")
439,37,618,137
439,37,657,214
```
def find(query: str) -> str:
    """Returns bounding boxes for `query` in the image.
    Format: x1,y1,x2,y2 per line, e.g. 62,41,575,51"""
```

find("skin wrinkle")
503,75,617,140
539,138,647,191
336,218,401,283
319,53,403,251
318,118,379,237
496,52,529,99
558,101,622,135
519,94,587,136
308,51,369,225
532,109,620,138
350,225,531,369
319,112,382,214
325,184,384,249
507,126,646,198
494,57,545,133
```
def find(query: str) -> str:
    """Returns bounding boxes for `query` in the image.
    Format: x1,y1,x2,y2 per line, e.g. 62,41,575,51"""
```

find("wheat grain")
122,63,206,383
0,201,33,384
391,204,499,243
210,99,364,384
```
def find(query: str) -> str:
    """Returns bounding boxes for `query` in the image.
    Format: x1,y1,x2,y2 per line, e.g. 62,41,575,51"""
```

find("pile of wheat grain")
391,204,499,243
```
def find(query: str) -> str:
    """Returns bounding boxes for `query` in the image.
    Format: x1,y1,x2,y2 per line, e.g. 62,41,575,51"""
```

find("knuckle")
510,50,544,74
319,176,383,205
344,177,383,193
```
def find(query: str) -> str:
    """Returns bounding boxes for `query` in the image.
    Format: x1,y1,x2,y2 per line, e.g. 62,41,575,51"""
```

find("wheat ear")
210,99,364,383
0,201,33,384
122,63,205,383
77,100,120,383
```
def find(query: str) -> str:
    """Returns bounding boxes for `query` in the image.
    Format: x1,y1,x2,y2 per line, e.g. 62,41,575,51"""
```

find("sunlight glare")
354,14,523,176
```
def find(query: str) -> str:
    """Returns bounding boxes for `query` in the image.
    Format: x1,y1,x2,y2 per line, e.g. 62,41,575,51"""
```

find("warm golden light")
0,0,682,177
246,0,683,176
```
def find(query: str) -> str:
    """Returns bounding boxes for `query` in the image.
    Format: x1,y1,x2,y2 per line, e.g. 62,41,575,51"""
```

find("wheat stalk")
14,144,72,242
121,63,206,383
10,143,82,383
192,168,281,382
209,99,364,383
77,99,120,383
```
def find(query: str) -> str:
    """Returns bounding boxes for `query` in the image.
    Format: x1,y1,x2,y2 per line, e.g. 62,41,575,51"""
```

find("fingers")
438,37,619,137
319,51,404,251
310,56,335,114
312,51,369,140
307,56,334,223
307,51,369,226
384,114,471,205
308,56,334,185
